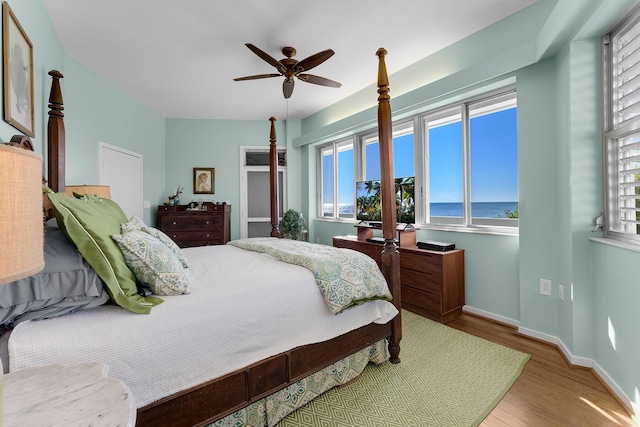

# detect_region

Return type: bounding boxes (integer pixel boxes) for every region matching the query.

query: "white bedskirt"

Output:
[9,244,397,408]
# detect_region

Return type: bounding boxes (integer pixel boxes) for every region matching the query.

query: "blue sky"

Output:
[326,107,518,206]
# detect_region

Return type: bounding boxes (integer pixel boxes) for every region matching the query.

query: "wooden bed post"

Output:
[377,48,402,364]
[47,70,65,193]
[269,116,281,237]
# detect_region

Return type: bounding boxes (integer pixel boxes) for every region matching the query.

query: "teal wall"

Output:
[164,118,297,239]
[297,0,640,414]
[4,1,167,226]
[62,55,167,225]
[11,0,640,416]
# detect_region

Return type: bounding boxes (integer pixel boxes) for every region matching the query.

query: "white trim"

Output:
[462,305,519,327]
[465,305,636,419]
[593,360,638,418]
[589,236,640,253]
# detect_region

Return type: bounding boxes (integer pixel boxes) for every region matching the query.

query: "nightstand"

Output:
[4,362,135,426]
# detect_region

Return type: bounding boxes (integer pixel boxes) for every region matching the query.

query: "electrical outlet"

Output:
[540,279,552,295]
[559,284,564,301]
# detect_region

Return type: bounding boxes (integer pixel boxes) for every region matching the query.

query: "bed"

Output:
[3,49,402,427]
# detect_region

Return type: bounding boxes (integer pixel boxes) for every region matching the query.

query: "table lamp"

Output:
[0,142,44,422]
[64,184,111,199]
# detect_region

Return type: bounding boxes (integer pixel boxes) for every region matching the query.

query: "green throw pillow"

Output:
[112,230,190,296]
[45,187,163,313]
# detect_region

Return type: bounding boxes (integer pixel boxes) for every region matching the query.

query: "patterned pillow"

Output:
[141,227,189,268]
[121,215,148,233]
[111,230,190,296]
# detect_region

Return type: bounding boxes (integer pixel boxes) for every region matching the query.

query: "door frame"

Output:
[239,145,287,239]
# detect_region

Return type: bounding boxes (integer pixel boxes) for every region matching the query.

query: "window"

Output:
[317,89,518,232]
[604,6,640,244]
[319,139,354,219]
[362,122,415,181]
[424,91,518,228]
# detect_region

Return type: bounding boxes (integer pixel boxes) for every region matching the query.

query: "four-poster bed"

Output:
[5,49,401,427]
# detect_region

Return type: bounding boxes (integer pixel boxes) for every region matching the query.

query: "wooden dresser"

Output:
[333,234,465,323]
[157,203,231,248]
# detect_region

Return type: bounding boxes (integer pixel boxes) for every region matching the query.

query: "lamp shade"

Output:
[0,144,44,285]
[65,185,111,199]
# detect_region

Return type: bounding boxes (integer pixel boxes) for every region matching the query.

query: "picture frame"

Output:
[2,2,35,137]
[193,167,214,194]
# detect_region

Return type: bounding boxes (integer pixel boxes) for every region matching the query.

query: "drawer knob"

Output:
[172,221,177,225]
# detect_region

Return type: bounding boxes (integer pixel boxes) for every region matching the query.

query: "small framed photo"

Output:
[194,167,214,194]
[2,2,35,137]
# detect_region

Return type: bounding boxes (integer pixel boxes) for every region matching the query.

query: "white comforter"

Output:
[9,244,397,408]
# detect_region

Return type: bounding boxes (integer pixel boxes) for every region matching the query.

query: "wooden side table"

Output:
[4,362,135,426]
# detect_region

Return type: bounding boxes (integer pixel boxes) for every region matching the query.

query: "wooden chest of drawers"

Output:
[157,203,231,248]
[333,235,465,323]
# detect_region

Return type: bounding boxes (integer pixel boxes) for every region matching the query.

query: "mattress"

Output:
[9,244,397,408]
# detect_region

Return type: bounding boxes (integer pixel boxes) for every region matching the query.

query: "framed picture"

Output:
[2,2,35,137]
[194,167,214,194]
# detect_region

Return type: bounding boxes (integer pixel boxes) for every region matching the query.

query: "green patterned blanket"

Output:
[227,238,392,314]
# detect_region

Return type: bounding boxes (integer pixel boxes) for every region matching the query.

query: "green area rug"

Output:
[278,310,530,427]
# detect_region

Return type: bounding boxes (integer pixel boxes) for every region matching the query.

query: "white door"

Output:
[239,146,286,238]
[99,142,143,219]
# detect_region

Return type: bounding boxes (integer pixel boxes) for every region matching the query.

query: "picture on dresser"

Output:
[194,167,214,194]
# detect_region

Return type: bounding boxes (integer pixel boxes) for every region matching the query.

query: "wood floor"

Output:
[446,312,637,427]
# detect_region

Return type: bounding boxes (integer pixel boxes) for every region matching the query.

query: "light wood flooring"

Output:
[446,312,637,427]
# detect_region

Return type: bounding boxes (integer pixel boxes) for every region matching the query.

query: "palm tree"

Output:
[395,177,415,223]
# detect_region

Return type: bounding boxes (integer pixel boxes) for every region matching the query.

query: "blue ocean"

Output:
[332,201,518,219]
[431,202,518,218]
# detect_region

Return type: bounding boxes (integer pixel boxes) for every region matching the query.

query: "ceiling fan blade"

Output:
[296,49,335,72]
[283,78,294,99]
[298,74,342,88]
[233,73,281,81]
[245,43,285,73]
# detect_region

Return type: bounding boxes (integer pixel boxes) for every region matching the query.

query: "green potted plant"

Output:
[281,208,306,240]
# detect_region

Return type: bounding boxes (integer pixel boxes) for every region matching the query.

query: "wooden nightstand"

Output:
[333,234,465,323]
[4,362,136,427]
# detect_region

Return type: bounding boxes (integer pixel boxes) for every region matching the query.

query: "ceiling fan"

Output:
[233,43,342,99]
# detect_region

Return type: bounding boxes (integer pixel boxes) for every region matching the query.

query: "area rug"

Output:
[277,310,530,427]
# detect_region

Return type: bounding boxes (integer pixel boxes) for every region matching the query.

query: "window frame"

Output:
[317,137,356,221]
[603,4,640,246]
[316,87,518,235]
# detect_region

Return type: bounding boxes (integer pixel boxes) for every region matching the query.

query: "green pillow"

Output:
[45,187,163,313]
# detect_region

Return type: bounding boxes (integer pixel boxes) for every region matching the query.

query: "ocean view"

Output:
[326,201,518,219]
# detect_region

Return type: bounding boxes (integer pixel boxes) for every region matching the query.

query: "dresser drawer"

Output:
[400,268,442,294]
[159,215,222,231]
[402,285,441,313]
[399,250,442,275]
[167,230,222,245]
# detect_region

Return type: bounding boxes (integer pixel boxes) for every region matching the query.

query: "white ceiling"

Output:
[43,0,536,121]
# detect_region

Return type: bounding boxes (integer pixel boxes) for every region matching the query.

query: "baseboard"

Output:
[462,305,520,328]
[464,305,637,421]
